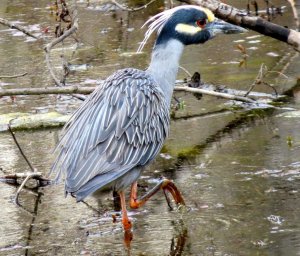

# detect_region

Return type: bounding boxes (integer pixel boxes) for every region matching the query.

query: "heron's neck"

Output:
[146,39,184,106]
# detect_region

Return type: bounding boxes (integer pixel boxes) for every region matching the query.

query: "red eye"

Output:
[196,19,207,28]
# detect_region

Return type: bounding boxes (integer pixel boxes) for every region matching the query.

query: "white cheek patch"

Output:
[175,23,202,35]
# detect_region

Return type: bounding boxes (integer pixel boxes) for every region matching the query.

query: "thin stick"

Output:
[0,18,39,39]
[81,200,102,215]
[0,172,51,185]
[44,10,79,55]
[14,173,37,205]
[244,63,266,97]
[175,86,256,103]
[244,63,287,97]
[0,72,28,79]
[44,9,83,101]
[179,65,192,78]
[44,13,79,87]
[7,123,35,172]
[44,7,78,84]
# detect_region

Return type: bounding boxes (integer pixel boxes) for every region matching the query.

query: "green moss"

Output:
[177,146,203,162]
[160,145,170,154]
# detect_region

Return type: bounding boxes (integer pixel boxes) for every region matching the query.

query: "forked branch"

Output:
[44,9,79,87]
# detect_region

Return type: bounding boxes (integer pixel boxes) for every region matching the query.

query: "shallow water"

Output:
[0,0,300,255]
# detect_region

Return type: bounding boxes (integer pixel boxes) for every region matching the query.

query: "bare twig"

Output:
[0,172,51,185]
[175,86,256,103]
[110,0,158,12]
[179,65,192,78]
[0,18,40,39]
[81,200,102,215]
[44,8,84,101]
[14,173,39,205]
[244,63,266,97]
[8,123,35,172]
[244,63,287,97]
[6,123,52,206]
[44,10,79,87]
[0,72,28,79]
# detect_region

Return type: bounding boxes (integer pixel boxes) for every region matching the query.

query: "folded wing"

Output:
[51,68,169,199]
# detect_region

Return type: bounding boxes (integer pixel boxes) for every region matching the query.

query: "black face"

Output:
[155,8,212,46]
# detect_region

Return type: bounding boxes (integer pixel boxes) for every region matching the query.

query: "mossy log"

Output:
[0,112,70,132]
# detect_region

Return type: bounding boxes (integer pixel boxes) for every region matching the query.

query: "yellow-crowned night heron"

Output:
[51,5,245,231]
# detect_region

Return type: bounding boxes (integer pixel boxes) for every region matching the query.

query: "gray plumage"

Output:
[52,68,169,201]
[51,6,245,203]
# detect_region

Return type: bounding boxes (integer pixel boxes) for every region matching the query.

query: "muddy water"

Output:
[0,0,300,255]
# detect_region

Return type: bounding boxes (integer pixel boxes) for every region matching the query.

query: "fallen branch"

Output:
[178,0,300,51]
[175,86,256,103]
[0,86,93,96]
[0,172,51,186]
[0,72,28,79]
[0,18,40,39]
[0,84,280,103]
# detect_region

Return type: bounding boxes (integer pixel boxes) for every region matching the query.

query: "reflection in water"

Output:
[0,134,19,172]
[1,0,300,255]
[169,220,188,256]
[24,192,44,256]
[1,112,300,254]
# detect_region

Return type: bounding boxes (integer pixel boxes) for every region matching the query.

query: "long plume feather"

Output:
[137,5,213,53]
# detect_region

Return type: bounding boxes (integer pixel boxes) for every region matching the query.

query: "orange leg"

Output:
[130,178,185,209]
[119,191,133,248]
[119,191,132,230]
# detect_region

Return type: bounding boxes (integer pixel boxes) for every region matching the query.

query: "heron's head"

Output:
[138,5,246,52]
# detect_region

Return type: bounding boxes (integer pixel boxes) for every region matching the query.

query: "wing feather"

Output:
[51,68,170,197]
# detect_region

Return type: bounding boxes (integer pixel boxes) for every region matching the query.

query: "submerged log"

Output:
[0,112,70,132]
[0,84,282,101]
[0,86,93,96]
[0,84,288,132]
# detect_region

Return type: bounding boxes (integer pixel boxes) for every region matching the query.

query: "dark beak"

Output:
[206,19,247,36]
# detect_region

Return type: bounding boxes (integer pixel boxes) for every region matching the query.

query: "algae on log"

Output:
[153,108,278,170]
[0,112,71,132]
